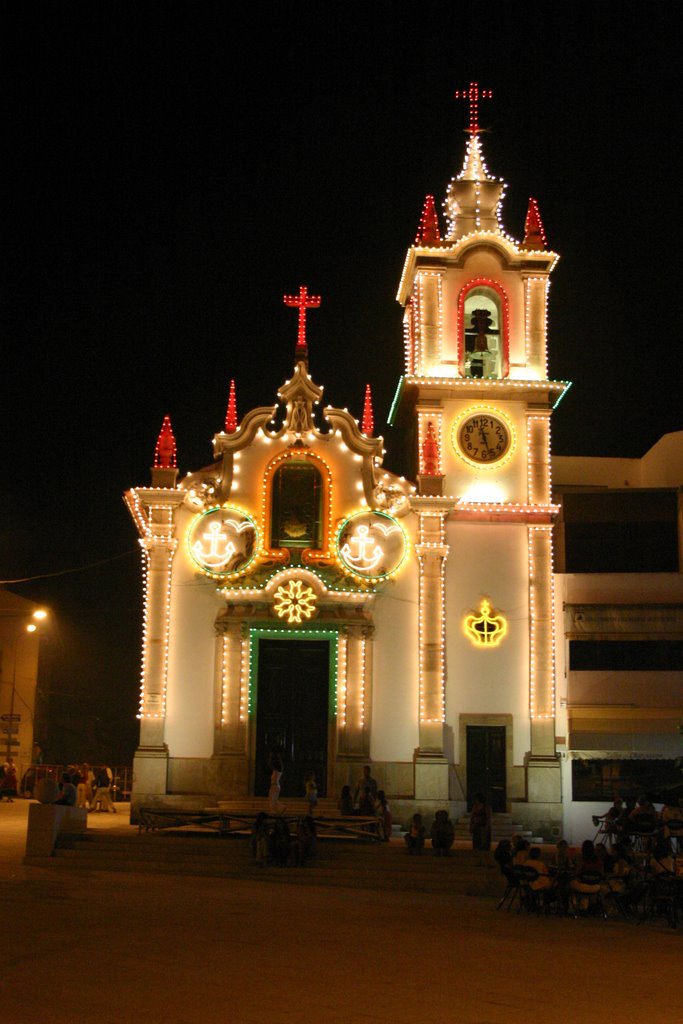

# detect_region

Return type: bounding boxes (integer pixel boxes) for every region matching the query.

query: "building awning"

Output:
[564,603,683,639]
[569,749,681,761]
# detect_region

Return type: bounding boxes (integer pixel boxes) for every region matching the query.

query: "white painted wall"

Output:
[370,530,419,762]
[164,508,222,758]
[445,521,530,764]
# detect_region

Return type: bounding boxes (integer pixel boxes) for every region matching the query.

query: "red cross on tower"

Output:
[454,81,493,135]
[283,285,321,351]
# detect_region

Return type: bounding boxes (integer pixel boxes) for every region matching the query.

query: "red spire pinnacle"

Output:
[361,384,374,436]
[225,379,237,433]
[523,197,547,249]
[154,415,177,469]
[421,421,440,475]
[283,285,322,352]
[415,195,441,245]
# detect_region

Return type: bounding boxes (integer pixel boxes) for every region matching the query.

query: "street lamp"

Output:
[0,608,48,764]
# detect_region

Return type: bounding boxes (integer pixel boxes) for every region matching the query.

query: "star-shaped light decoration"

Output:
[273,579,317,624]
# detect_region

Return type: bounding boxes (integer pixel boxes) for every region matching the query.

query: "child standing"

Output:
[304,772,318,815]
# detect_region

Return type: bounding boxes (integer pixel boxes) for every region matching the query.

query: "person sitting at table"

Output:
[525,847,555,895]
[594,842,614,874]
[661,798,683,850]
[629,795,658,827]
[650,837,675,875]
[570,839,604,913]
[512,838,530,865]
[607,842,633,889]
[599,795,625,829]
[550,839,574,871]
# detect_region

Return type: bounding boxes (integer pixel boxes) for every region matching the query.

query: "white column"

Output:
[138,537,176,749]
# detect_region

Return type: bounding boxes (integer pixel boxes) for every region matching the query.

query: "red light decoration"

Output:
[361,384,374,436]
[454,81,493,136]
[283,285,322,351]
[456,278,510,379]
[415,195,441,245]
[154,415,177,469]
[422,421,440,475]
[225,379,238,433]
[523,197,547,249]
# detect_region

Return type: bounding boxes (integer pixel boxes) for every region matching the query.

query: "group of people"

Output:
[57,764,118,812]
[496,818,682,917]
[1,758,119,811]
[595,793,683,847]
[337,765,393,841]
[35,764,117,811]
[250,812,317,867]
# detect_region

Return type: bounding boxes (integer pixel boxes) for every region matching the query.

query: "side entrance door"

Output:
[466,725,506,812]
[254,638,330,799]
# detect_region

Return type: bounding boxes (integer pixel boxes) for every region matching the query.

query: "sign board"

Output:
[1,727,19,735]
[1,713,21,722]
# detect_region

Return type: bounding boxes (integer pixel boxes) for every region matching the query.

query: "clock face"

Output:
[455,411,512,465]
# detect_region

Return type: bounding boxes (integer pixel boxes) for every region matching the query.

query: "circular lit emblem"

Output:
[452,406,515,468]
[336,510,407,580]
[273,579,317,624]
[187,506,258,578]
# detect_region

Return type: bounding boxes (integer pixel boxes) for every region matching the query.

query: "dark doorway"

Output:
[466,725,506,812]
[254,639,330,799]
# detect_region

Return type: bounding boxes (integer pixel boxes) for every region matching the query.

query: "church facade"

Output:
[125,87,682,838]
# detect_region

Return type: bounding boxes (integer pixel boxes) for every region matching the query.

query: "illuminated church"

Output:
[125,86,682,839]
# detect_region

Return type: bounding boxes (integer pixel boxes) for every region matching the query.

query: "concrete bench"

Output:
[25,803,88,857]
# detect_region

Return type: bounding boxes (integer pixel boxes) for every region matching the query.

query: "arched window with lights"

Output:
[270,461,323,556]
[458,281,509,379]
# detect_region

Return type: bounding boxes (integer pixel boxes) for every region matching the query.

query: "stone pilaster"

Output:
[415,513,448,756]
[527,524,556,746]
[526,411,551,505]
[523,275,549,378]
[213,621,249,755]
[337,625,372,758]
[416,270,444,373]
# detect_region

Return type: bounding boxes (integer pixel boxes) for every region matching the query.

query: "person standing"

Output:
[268,753,284,813]
[0,758,18,801]
[353,765,377,808]
[375,789,392,842]
[304,772,318,816]
[469,792,492,859]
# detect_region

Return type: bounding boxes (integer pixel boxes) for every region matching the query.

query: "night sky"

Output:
[3,3,680,763]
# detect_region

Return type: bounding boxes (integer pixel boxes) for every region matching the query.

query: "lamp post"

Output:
[0,609,48,765]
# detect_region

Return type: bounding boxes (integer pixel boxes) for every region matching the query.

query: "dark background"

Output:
[2,3,680,763]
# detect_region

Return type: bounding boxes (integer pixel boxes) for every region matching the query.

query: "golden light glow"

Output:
[451,405,516,469]
[464,599,508,647]
[273,579,317,624]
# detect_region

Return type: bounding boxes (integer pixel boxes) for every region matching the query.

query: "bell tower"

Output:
[392,84,569,832]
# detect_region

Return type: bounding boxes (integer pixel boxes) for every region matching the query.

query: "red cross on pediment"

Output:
[283,285,321,351]
[455,81,493,135]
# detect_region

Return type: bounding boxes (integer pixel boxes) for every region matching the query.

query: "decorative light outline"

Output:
[451,404,517,470]
[248,626,339,719]
[336,509,409,581]
[186,505,259,580]
[273,578,318,624]
[457,278,510,379]
[464,599,508,647]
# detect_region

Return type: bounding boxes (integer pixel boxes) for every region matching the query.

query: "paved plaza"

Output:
[2,799,681,1023]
